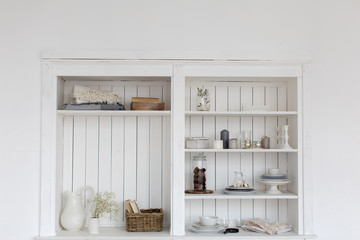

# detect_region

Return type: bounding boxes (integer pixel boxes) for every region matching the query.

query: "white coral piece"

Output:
[72,85,121,104]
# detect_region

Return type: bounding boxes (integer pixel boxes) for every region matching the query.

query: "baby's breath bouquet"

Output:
[87,191,121,218]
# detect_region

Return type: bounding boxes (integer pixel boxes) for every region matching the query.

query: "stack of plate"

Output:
[189,222,225,233]
[260,173,288,182]
[223,186,255,195]
[258,173,291,194]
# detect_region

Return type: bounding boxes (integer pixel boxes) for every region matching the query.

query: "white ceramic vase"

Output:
[60,192,86,231]
[196,88,210,111]
[88,218,99,234]
[60,186,93,231]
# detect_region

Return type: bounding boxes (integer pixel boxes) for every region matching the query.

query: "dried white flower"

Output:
[87,191,121,218]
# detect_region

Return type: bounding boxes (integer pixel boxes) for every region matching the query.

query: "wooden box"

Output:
[131,102,165,110]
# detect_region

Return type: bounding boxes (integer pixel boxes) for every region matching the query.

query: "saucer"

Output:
[223,190,255,195]
[226,186,254,190]
[263,173,286,177]
[192,222,221,229]
[189,225,225,233]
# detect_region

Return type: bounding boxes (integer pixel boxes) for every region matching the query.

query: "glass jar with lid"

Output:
[192,154,207,191]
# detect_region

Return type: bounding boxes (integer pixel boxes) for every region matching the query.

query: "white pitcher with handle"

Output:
[60,186,93,231]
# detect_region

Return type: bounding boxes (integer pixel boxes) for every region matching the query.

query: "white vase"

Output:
[60,192,86,231]
[280,125,292,149]
[196,91,210,111]
[88,218,99,234]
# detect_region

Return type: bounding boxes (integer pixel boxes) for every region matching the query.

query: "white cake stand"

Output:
[258,180,291,194]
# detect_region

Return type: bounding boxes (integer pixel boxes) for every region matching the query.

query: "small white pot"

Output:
[88,218,99,234]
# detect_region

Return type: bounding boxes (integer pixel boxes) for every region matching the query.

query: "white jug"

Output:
[60,186,93,231]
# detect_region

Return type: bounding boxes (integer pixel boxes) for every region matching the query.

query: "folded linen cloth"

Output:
[72,85,121,104]
[241,218,292,235]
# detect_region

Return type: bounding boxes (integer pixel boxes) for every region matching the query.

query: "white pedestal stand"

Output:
[258,180,291,194]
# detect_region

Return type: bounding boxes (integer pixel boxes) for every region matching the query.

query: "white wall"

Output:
[0,0,359,239]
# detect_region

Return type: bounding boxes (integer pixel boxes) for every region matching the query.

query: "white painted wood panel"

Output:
[62,115,171,226]
[184,80,297,226]
[202,116,216,219]
[162,117,171,226]
[85,116,99,192]
[41,57,308,239]
[111,116,124,222]
[149,117,163,208]
[72,116,86,194]
[61,80,171,111]
[57,78,172,227]
[137,116,150,209]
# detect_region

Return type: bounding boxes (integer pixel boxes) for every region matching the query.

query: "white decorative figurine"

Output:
[276,125,292,149]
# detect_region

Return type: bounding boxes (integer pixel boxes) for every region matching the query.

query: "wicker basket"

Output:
[126,208,164,232]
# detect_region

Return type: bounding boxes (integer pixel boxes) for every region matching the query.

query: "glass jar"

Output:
[192,154,207,191]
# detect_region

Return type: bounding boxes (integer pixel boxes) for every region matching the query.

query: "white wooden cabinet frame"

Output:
[39,50,315,240]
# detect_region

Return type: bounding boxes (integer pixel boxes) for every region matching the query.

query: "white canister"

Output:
[88,217,99,234]
[213,140,223,149]
[185,137,209,149]
[229,138,238,149]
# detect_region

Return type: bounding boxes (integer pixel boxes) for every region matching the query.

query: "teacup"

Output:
[199,216,219,226]
[268,168,280,175]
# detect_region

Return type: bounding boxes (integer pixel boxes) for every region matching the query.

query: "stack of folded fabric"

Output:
[63,85,125,110]
[240,218,292,235]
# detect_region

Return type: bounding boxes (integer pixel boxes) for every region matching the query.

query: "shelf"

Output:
[57,110,171,117]
[35,227,171,240]
[185,149,298,153]
[35,227,316,240]
[185,190,297,200]
[185,111,297,117]
[184,229,316,239]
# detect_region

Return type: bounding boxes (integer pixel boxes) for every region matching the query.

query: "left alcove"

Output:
[54,75,172,232]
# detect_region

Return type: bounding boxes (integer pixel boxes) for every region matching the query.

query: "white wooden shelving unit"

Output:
[39,50,315,240]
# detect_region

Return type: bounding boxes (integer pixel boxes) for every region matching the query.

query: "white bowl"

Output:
[268,168,280,175]
[199,216,219,226]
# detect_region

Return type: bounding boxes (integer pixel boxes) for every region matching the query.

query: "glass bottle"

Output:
[192,154,207,191]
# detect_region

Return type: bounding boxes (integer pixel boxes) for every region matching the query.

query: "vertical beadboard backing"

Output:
[62,115,171,227]
[61,79,171,110]
[60,79,171,227]
[185,79,297,225]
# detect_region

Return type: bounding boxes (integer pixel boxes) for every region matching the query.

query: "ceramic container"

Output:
[268,168,280,175]
[229,138,238,149]
[213,140,223,149]
[200,216,219,226]
[185,137,209,149]
[60,186,93,231]
[196,87,210,111]
[261,136,270,149]
[60,192,86,231]
[88,218,99,234]
[193,155,207,191]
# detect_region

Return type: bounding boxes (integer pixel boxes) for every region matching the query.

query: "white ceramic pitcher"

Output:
[60,186,93,231]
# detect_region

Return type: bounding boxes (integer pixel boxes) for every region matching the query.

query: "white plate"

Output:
[189,225,225,233]
[225,188,254,192]
[259,179,289,182]
[226,186,253,190]
[192,222,221,229]
[262,174,287,177]
[223,190,255,195]
[258,180,291,185]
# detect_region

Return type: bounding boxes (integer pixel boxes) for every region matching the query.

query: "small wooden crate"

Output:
[126,208,164,232]
[131,102,165,110]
